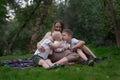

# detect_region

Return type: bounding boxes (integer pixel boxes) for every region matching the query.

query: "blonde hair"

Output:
[52,31,62,40]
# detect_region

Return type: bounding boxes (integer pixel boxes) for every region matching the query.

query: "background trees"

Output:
[0,0,119,56]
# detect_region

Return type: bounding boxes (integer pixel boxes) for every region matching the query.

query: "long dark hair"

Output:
[51,20,64,33]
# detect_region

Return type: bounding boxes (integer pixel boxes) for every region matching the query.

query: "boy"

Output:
[62,29,94,64]
[53,29,95,66]
[32,31,64,69]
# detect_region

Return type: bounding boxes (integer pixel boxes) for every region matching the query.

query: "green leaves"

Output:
[0,0,7,24]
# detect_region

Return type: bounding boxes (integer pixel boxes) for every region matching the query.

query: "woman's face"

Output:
[54,22,62,32]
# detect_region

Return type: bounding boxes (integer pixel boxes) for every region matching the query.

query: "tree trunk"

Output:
[6,0,42,55]
[107,0,120,47]
[7,28,23,54]
[29,0,52,54]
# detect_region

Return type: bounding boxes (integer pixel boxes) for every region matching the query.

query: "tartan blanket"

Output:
[0,58,34,69]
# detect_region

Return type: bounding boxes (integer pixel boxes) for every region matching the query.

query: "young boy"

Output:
[54,29,95,66]
[32,31,64,69]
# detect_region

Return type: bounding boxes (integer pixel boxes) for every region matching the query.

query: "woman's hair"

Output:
[51,20,64,33]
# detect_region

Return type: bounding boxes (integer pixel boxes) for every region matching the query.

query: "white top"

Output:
[34,39,52,59]
[64,38,79,54]
[53,41,70,53]
[70,38,79,47]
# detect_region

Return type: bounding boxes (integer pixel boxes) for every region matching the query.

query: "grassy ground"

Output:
[0,45,120,80]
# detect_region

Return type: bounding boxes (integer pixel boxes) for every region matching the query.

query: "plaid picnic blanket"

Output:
[0,58,34,69]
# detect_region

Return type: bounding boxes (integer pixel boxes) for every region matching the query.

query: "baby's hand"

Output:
[62,46,68,51]
[62,47,66,51]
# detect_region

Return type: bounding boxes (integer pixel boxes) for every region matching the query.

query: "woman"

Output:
[37,20,65,62]
[37,20,64,47]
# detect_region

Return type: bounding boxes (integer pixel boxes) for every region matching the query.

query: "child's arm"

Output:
[49,41,63,48]
[72,40,85,49]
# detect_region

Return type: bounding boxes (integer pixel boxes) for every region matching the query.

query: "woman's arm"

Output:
[37,32,51,52]
[49,41,63,48]
[37,32,51,47]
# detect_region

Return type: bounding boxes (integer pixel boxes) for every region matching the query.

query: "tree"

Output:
[29,0,52,54]
[57,0,104,42]
[107,0,120,47]
[0,0,7,56]
[6,0,43,55]
[0,0,7,24]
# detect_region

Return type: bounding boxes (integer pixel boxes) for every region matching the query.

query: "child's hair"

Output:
[52,31,62,40]
[62,29,73,37]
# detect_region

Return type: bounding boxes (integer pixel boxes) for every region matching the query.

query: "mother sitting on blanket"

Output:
[37,20,100,63]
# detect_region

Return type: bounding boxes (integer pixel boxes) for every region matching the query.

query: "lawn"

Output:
[0,45,120,80]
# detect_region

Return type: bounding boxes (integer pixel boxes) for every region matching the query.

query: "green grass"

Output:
[0,45,120,80]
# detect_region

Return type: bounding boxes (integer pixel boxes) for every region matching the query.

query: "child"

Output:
[52,31,70,53]
[54,29,95,66]
[32,31,63,69]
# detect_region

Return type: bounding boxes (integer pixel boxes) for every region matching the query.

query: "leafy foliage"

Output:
[56,0,117,45]
[0,0,120,55]
[0,0,7,24]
